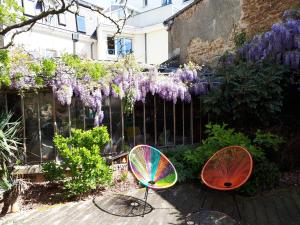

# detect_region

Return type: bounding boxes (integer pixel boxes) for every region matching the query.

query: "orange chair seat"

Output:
[201,146,253,191]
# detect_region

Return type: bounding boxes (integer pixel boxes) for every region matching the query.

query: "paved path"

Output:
[1,183,300,225]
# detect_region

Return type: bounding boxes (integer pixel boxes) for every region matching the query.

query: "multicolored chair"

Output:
[129,144,177,216]
[201,146,253,190]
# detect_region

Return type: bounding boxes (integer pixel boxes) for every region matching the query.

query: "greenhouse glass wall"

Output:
[0,90,204,164]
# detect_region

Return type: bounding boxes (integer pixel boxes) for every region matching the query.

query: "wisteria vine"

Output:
[0,50,208,126]
[238,8,300,69]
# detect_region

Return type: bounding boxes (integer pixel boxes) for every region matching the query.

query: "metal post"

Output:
[5,93,8,114]
[133,105,136,146]
[164,100,167,146]
[154,96,157,146]
[68,105,71,136]
[37,93,42,163]
[109,97,113,149]
[142,187,149,217]
[182,102,185,145]
[121,100,125,152]
[52,91,58,161]
[191,99,194,145]
[21,96,27,164]
[173,103,176,145]
[143,102,146,144]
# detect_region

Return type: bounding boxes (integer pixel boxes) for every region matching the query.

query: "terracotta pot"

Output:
[11,200,20,213]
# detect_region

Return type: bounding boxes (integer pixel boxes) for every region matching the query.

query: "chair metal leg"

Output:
[142,187,149,217]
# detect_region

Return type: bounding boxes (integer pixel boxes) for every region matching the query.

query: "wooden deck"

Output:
[1,183,300,225]
[157,183,300,225]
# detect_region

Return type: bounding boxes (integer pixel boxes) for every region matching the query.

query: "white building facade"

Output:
[3,0,194,65]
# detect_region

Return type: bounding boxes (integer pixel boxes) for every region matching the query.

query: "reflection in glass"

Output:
[193,97,201,143]
[24,93,40,163]
[7,93,22,121]
[85,108,95,130]
[0,94,6,115]
[134,101,144,145]
[111,98,122,154]
[39,92,55,161]
[165,100,174,145]
[175,100,183,145]
[71,98,84,129]
[145,94,155,146]
[156,97,165,146]
[184,102,191,144]
[56,101,70,137]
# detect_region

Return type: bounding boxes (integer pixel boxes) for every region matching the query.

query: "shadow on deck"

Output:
[156,182,300,225]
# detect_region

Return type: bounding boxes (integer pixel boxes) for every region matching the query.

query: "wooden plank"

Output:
[252,197,271,225]
[236,196,249,225]
[281,195,300,225]
[239,198,257,225]
[272,195,294,225]
[262,195,282,225]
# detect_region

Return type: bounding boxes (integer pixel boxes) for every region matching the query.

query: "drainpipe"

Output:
[91,42,94,59]
[144,33,147,64]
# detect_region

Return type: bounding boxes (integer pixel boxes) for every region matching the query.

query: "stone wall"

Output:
[167,0,299,65]
[240,0,299,37]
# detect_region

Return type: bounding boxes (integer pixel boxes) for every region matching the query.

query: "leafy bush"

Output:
[167,124,283,195]
[42,161,64,182]
[165,146,198,183]
[43,126,112,197]
[203,61,290,127]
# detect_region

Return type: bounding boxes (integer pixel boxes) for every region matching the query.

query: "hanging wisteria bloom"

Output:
[3,49,209,126]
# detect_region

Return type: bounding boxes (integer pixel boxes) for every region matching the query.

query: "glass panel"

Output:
[156,97,165,146]
[55,101,70,136]
[124,111,134,151]
[24,93,40,163]
[85,108,95,130]
[76,15,86,33]
[124,38,132,54]
[165,100,174,146]
[116,38,123,56]
[0,94,6,115]
[134,101,144,145]
[184,102,191,144]
[175,100,183,145]
[193,97,201,143]
[39,92,55,161]
[71,98,84,130]
[145,94,155,146]
[111,98,122,155]
[7,93,22,121]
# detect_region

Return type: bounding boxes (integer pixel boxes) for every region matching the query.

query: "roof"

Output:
[163,0,202,25]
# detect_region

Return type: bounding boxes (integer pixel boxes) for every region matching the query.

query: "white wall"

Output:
[146,29,168,65]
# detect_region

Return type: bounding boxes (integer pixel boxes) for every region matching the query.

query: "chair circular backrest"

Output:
[201,146,253,191]
[129,145,177,189]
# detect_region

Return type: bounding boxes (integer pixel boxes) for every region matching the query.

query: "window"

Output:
[144,0,148,6]
[23,0,36,16]
[107,37,115,55]
[107,37,133,56]
[58,13,66,26]
[162,0,172,6]
[76,15,86,33]
[35,1,43,14]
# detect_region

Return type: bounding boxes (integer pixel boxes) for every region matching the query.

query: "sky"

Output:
[85,0,112,8]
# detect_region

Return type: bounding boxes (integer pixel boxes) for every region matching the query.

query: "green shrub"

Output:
[239,158,280,195]
[42,161,64,182]
[203,61,290,128]
[165,146,198,183]
[167,124,282,195]
[43,126,112,197]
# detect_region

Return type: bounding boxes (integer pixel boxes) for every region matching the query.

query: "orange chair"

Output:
[201,146,253,191]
